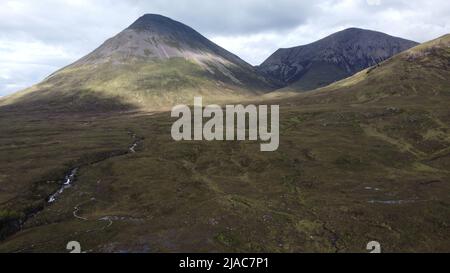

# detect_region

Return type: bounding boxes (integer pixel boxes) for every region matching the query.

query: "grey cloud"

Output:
[136,0,317,35]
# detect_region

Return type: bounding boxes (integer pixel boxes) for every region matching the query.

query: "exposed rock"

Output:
[258,28,418,91]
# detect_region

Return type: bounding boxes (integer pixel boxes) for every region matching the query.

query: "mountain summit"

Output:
[258,28,418,91]
[3,14,273,111]
[77,14,253,67]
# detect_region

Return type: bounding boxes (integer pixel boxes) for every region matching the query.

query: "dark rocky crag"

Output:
[258,28,418,91]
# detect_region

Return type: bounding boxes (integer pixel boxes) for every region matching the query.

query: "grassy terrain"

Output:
[1,58,270,112]
[0,35,449,253]
[0,99,449,252]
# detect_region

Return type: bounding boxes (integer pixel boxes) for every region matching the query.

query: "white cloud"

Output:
[0,38,75,96]
[0,0,449,96]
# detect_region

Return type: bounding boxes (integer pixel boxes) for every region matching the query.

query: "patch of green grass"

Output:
[215,232,239,248]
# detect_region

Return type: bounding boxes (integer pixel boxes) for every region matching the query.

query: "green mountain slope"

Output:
[298,34,450,104]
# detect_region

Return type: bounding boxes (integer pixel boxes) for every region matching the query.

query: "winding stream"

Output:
[0,131,142,243]
[47,133,141,204]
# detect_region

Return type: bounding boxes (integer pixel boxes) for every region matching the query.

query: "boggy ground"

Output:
[0,94,449,253]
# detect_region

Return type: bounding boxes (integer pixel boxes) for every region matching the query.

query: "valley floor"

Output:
[0,98,449,252]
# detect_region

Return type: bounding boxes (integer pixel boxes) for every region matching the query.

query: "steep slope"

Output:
[259,28,418,91]
[299,34,450,104]
[2,14,273,111]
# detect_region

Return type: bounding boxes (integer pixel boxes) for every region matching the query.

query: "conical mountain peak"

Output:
[127,14,189,33]
[74,14,251,67]
[4,15,273,111]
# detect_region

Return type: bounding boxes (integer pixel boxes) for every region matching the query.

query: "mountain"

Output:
[302,33,450,104]
[258,28,418,91]
[2,14,273,111]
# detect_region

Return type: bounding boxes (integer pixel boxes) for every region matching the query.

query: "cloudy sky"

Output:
[0,0,449,96]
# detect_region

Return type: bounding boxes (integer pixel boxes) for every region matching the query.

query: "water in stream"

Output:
[48,168,78,203]
[129,143,138,153]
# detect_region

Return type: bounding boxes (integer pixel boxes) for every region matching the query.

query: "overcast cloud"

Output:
[0,0,449,96]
